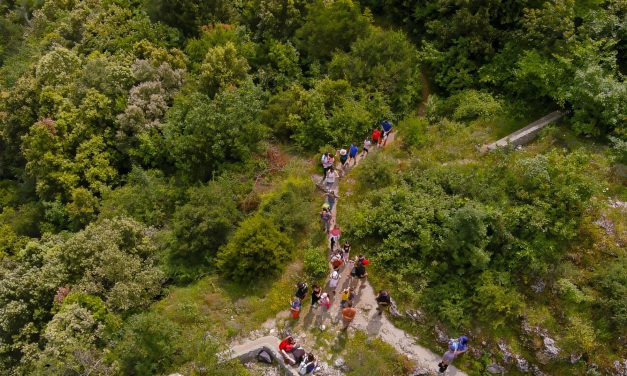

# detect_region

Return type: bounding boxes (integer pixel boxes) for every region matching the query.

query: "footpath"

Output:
[223,132,467,376]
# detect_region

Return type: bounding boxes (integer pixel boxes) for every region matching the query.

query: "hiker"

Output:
[328,270,340,295]
[295,282,308,301]
[329,225,341,251]
[362,138,371,158]
[348,143,359,166]
[350,255,368,281]
[279,336,297,365]
[320,152,331,179]
[324,166,339,190]
[381,120,393,146]
[342,242,351,263]
[311,284,322,308]
[338,148,349,169]
[438,336,469,373]
[375,290,391,315]
[319,292,331,311]
[290,296,301,319]
[330,251,343,271]
[340,287,350,308]
[372,128,381,146]
[342,301,357,330]
[325,190,338,212]
[299,353,318,375]
[348,286,356,303]
[320,208,332,233]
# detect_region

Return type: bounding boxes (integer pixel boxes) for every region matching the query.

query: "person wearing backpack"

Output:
[290,296,301,319]
[342,242,351,263]
[438,336,468,373]
[328,270,340,295]
[311,284,322,309]
[320,208,332,234]
[381,120,393,146]
[340,287,350,308]
[348,143,359,166]
[325,190,338,212]
[299,353,317,375]
[375,290,391,315]
[330,251,343,271]
[324,166,339,190]
[295,282,308,301]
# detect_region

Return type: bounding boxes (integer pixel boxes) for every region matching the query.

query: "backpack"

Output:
[257,349,273,364]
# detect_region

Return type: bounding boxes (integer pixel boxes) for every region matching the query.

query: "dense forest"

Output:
[0,0,625,375]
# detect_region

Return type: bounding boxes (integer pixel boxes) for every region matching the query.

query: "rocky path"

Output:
[226,132,467,375]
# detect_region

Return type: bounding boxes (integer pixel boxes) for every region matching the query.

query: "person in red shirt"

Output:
[279,336,297,364]
[372,128,381,146]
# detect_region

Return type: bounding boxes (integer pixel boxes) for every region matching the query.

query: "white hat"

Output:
[339,149,347,156]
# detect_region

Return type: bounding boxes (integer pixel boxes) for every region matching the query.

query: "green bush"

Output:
[398,116,429,150]
[217,216,292,283]
[258,177,315,237]
[169,180,242,265]
[113,312,182,375]
[354,151,395,191]
[304,248,328,279]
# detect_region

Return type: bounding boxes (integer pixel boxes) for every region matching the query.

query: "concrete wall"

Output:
[483,111,563,152]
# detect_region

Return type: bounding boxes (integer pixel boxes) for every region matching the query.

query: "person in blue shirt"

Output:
[438,336,468,373]
[348,143,359,166]
[381,120,393,146]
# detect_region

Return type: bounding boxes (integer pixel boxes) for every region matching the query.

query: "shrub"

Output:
[113,312,182,375]
[170,181,241,265]
[303,248,328,280]
[398,116,429,150]
[354,152,395,191]
[258,177,315,236]
[217,216,292,283]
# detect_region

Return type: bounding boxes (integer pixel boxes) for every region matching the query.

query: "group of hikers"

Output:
[281,120,468,374]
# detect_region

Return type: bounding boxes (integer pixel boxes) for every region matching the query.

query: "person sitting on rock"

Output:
[438,335,468,372]
[279,336,297,365]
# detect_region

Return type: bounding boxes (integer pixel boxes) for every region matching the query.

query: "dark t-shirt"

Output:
[296,286,307,299]
[376,293,391,305]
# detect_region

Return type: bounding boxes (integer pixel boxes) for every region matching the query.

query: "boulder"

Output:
[542,336,560,358]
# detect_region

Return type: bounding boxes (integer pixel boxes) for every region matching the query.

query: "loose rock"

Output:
[486,364,505,374]
[542,336,560,358]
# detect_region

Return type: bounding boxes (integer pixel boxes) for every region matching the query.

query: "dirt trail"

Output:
[228,132,466,375]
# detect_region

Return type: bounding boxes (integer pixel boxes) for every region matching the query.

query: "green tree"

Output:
[217,216,292,283]
[329,28,420,114]
[295,0,371,61]
[164,83,265,181]
[170,181,242,265]
[144,0,235,36]
[199,42,250,97]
